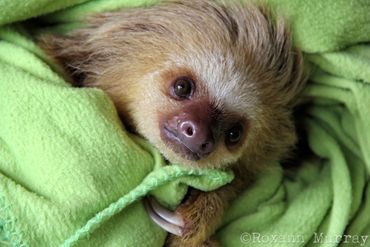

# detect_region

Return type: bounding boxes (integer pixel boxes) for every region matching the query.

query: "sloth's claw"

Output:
[144,197,185,236]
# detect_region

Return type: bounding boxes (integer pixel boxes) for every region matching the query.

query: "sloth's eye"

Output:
[172,77,194,99]
[225,123,243,146]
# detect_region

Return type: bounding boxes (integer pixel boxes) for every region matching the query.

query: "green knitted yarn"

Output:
[0,196,27,247]
[62,166,234,247]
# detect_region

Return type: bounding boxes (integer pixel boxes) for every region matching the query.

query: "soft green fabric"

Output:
[0,17,233,247]
[1,1,370,247]
[217,1,370,247]
[266,0,370,53]
[0,0,88,26]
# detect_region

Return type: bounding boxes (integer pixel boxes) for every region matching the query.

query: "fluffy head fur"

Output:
[40,0,305,169]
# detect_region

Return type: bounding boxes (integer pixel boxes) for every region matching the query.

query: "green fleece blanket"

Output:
[0,2,234,247]
[1,0,370,247]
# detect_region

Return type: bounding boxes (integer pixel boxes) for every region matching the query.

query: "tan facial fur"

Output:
[40,0,305,170]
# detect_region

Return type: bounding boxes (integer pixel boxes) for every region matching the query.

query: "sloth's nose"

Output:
[178,119,215,157]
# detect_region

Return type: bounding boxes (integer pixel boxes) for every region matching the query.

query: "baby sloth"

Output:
[40,0,305,246]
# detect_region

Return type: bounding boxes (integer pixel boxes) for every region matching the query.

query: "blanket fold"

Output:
[1,0,370,247]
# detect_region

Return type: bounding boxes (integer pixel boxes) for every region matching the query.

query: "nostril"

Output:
[199,141,214,154]
[180,121,195,137]
[201,143,208,150]
[178,120,215,156]
[186,127,194,136]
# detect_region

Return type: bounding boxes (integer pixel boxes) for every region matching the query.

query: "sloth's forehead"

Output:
[191,52,259,119]
[167,49,260,119]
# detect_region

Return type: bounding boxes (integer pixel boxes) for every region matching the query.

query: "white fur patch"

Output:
[170,49,260,120]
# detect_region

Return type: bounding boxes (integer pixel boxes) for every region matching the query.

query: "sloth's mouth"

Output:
[161,126,201,161]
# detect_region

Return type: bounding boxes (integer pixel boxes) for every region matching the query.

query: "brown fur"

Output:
[39,0,306,246]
